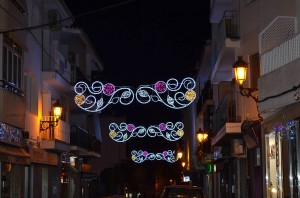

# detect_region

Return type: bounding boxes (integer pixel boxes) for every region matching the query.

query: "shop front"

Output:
[0,144,31,198]
[264,120,299,198]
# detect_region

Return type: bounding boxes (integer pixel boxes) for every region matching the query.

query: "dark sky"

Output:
[65,0,211,153]
[64,0,211,84]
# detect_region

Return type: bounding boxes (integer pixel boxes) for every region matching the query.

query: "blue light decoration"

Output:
[109,122,184,142]
[131,150,177,163]
[74,81,134,112]
[74,77,196,112]
[136,77,196,109]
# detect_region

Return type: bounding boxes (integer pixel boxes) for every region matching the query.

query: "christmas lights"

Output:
[74,81,134,112]
[74,77,196,112]
[131,150,177,163]
[109,122,184,142]
[136,77,196,109]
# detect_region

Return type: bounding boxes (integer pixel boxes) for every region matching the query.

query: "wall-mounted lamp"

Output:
[40,100,62,131]
[176,150,183,160]
[196,128,208,143]
[181,161,186,168]
[233,56,258,102]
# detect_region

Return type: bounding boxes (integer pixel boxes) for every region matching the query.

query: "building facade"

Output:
[195,0,300,197]
[0,0,103,197]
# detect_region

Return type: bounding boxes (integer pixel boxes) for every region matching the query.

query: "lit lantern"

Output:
[233,56,248,86]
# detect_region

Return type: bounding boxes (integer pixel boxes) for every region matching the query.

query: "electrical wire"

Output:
[0,0,137,34]
[258,83,300,103]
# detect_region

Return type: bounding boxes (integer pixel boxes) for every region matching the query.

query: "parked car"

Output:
[160,185,204,198]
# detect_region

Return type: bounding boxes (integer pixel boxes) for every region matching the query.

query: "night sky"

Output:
[65,0,211,152]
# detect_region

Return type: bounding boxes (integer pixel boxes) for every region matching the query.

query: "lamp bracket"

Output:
[239,85,258,102]
[40,120,59,131]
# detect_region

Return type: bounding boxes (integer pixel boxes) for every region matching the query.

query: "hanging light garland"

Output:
[74,81,134,112]
[131,150,177,163]
[74,77,196,112]
[136,77,196,109]
[109,122,184,142]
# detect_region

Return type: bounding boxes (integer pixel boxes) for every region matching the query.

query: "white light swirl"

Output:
[74,81,134,112]
[108,122,184,142]
[135,77,196,109]
[131,150,177,163]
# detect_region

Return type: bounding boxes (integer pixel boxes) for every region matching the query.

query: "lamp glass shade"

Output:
[233,56,248,85]
[181,162,186,168]
[53,101,62,118]
[196,128,208,143]
[177,151,183,160]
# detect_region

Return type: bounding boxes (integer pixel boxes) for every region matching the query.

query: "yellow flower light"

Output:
[177,129,184,136]
[109,131,117,138]
[74,94,85,105]
[185,90,196,101]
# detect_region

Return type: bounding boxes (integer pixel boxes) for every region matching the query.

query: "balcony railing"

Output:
[212,91,241,135]
[71,66,89,86]
[43,50,72,83]
[261,32,300,76]
[212,11,240,67]
[40,116,70,144]
[70,124,101,153]
[197,80,213,113]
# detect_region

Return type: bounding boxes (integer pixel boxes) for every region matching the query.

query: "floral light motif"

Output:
[109,122,184,142]
[74,81,134,112]
[131,150,177,163]
[74,77,196,112]
[136,77,196,109]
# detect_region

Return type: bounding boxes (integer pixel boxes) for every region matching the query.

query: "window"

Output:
[2,36,23,90]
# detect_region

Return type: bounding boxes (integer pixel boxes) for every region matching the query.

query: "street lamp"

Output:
[196,128,208,143]
[233,56,258,102]
[40,100,63,131]
[177,150,183,160]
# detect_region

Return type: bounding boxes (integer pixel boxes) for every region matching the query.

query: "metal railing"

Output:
[212,11,240,67]
[70,124,101,153]
[212,91,241,135]
[197,80,213,113]
[40,116,70,143]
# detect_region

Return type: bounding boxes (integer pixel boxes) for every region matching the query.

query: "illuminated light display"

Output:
[74,77,196,112]
[109,122,184,142]
[136,77,196,109]
[131,150,177,163]
[74,81,134,112]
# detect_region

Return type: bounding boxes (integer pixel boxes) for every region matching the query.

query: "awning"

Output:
[0,145,30,165]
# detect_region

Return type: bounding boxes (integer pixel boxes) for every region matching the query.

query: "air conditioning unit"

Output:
[231,139,244,155]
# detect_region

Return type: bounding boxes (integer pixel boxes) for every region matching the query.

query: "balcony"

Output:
[70,66,89,86]
[259,28,300,117]
[0,80,25,129]
[70,125,101,158]
[42,50,72,92]
[211,91,242,146]
[197,80,214,114]
[39,116,70,152]
[211,11,240,84]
